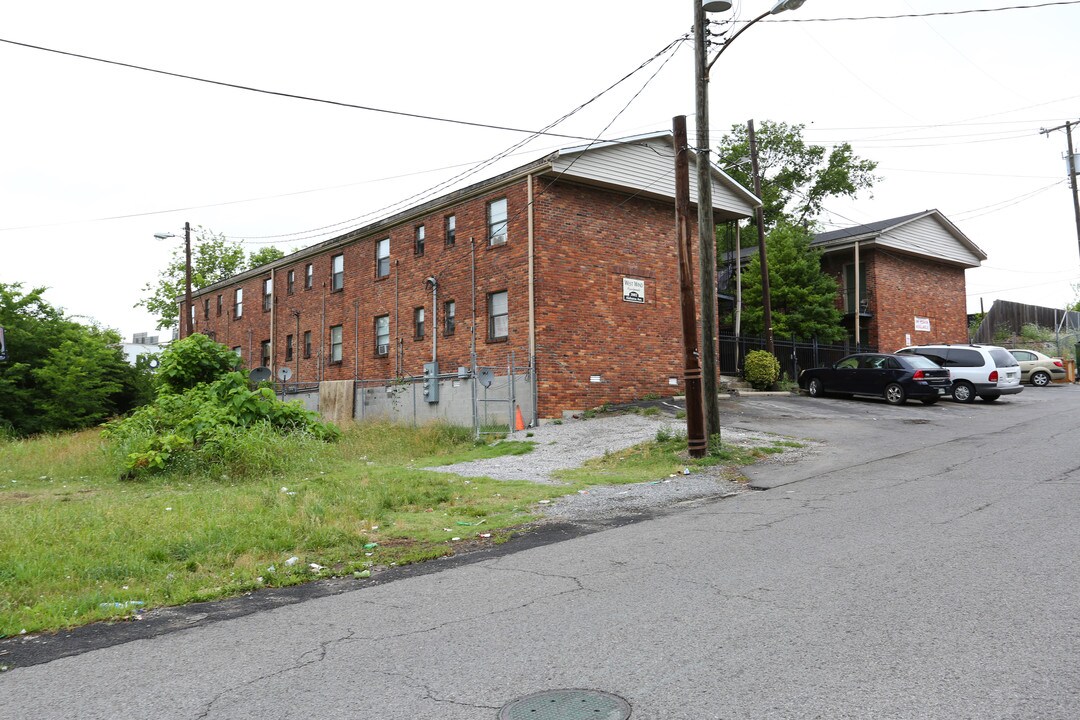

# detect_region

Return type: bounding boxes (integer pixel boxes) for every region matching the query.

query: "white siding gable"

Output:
[877,215,984,267]
[548,138,757,220]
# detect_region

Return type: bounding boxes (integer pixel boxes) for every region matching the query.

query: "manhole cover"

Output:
[498,689,631,720]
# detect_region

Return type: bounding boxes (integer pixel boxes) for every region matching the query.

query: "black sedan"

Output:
[798,353,951,405]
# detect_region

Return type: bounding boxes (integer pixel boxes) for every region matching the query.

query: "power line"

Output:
[0,36,601,142]
[712,1,1080,25]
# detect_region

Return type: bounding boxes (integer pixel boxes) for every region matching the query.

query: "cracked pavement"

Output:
[4,386,1080,719]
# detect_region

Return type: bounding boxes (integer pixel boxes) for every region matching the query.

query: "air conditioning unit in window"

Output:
[490,234,507,245]
[377,344,389,356]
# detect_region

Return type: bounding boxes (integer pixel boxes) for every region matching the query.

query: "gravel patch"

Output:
[426,412,822,523]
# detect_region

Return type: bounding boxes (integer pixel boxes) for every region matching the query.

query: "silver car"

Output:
[895,344,1023,403]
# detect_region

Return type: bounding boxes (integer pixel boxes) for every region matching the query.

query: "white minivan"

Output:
[895,344,1023,403]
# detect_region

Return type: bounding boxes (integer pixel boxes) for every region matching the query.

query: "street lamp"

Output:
[154,221,193,338]
[694,0,806,438]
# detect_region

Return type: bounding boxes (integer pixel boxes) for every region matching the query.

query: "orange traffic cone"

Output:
[514,406,526,431]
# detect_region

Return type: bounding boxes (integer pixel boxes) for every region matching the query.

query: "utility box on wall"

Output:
[422,361,439,403]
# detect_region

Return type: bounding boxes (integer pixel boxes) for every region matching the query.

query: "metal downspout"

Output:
[527,173,537,424]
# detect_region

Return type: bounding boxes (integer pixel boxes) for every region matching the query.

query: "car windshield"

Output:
[989,348,1019,367]
[901,355,941,369]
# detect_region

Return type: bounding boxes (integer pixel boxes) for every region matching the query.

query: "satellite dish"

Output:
[277,366,292,381]
[477,367,495,388]
[249,367,273,383]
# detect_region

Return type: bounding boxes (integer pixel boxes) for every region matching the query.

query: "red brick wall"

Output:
[532,182,693,416]
[188,185,533,387]
[822,248,970,352]
[872,250,969,351]
[185,177,702,418]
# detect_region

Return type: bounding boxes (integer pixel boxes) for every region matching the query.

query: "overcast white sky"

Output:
[3,0,1079,340]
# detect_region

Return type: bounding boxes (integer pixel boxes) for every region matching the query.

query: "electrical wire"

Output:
[233,34,689,246]
[709,1,1080,25]
[0,36,600,142]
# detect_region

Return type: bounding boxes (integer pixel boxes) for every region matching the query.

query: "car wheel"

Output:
[807,377,824,398]
[920,397,939,405]
[952,381,976,403]
[982,394,1000,402]
[884,383,906,405]
[1031,370,1051,387]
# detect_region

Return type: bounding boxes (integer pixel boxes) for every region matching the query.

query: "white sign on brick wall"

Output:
[623,277,645,304]
[914,316,931,332]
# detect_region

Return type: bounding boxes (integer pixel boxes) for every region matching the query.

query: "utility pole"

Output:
[1040,120,1080,259]
[693,0,721,442]
[674,115,707,458]
[184,221,193,338]
[747,119,775,356]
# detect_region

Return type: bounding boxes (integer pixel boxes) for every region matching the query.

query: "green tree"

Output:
[0,283,153,436]
[717,120,878,234]
[740,223,845,342]
[136,227,284,331]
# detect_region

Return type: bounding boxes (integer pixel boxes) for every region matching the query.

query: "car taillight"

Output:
[1054,360,1064,368]
[912,370,925,379]
[989,370,999,382]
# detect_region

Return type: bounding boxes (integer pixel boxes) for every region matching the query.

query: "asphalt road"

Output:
[4,385,1079,719]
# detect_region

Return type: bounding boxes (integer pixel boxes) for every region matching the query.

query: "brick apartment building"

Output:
[812,210,987,352]
[184,132,759,419]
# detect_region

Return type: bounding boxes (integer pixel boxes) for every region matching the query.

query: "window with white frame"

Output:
[445,214,456,246]
[331,254,344,292]
[376,238,390,278]
[234,288,243,318]
[329,325,343,363]
[414,307,425,339]
[444,300,455,336]
[285,334,294,362]
[260,340,271,368]
[375,315,390,356]
[488,290,508,340]
[263,277,273,311]
[487,198,507,245]
[305,263,313,290]
[287,270,295,295]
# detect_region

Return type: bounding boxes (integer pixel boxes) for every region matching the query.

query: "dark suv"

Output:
[895,344,1023,403]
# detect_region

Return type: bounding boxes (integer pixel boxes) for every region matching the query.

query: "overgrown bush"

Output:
[744,350,781,390]
[104,336,339,479]
[157,333,241,394]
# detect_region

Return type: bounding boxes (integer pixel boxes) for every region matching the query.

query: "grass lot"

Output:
[0,420,790,638]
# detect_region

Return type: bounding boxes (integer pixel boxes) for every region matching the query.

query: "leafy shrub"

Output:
[744,350,780,390]
[157,333,241,395]
[103,372,339,479]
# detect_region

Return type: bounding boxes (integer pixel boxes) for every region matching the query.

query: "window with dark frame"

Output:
[414,225,425,256]
[376,238,390,278]
[204,298,210,320]
[487,198,508,245]
[285,334,294,362]
[263,277,273,311]
[445,214,456,246]
[303,330,312,359]
[444,300,455,336]
[287,270,295,295]
[414,307,425,340]
[488,290,508,340]
[234,288,244,319]
[331,254,344,292]
[217,294,222,316]
[260,340,271,368]
[375,315,390,356]
[233,346,242,356]
[305,263,313,290]
[329,325,343,363]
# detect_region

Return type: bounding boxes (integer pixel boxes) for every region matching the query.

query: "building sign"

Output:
[622,278,645,304]
[914,316,931,332]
